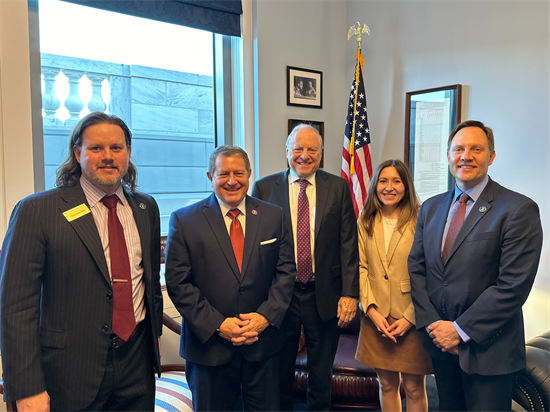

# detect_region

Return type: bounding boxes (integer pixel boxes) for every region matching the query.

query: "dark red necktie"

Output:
[442,193,469,263]
[227,209,244,272]
[101,195,135,341]
[296,180,313,283]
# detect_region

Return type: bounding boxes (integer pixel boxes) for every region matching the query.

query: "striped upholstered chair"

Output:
[155,313,193,412]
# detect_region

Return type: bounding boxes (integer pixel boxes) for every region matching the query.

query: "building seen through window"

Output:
[39,0,220,236]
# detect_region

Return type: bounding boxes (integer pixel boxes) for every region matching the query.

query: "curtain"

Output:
[63,0,242,36]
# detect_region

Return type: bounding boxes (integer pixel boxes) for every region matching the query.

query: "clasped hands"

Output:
[428,320,460,355]
[366,305,413,343]
[219,313,269,346]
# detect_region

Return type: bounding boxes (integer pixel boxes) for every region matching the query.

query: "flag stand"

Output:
[341,22,373,218]
[347,22,370,175]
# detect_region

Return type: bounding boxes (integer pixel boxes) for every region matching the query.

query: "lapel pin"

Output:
[140,203,146,209]
[251,209,258,215]
[479,206,487,213]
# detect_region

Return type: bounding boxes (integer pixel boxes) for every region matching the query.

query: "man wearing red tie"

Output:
[0,113,162,411]
[409,120,543,411]
[165,146,296,411]
[251,125,359,411]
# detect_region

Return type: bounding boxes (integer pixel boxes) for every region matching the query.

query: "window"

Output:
[39,0,242,235]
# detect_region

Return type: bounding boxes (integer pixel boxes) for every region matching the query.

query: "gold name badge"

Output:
[63,204,91,222]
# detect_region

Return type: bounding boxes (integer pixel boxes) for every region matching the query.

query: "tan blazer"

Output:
[358,212,416,324]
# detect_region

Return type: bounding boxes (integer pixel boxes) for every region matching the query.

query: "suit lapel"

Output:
[445,181,494,263]
[126,191,151,283]
[435,190,454,272]
[314,170,329,243]
[241,196,259,278]
[202,194,241,280]
[386,221,405,268]
[373,216,389,274]
[60,183,110,285]
[274,171,293,243]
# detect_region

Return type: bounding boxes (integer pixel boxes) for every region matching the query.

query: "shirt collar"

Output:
[288,168,316,187]
[80,175,127,208]
[453,175,489,203]
[216,195,246,217]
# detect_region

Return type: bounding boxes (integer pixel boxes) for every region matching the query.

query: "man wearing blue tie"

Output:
[408,120,543,411]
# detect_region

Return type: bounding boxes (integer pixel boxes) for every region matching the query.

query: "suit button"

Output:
[441,308,446,313]
[443,281,449,286]
[384,275,389,280]
[101,324,109,333]
[106,293,112,300]
[239,288,244,294]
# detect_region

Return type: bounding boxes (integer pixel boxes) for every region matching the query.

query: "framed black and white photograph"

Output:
[287,66,323,108]
[287,119,324,168]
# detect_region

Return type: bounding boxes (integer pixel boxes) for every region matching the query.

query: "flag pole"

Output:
[347,22,370,175]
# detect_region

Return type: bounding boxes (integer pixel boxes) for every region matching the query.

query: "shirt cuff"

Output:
[453,321,471,342]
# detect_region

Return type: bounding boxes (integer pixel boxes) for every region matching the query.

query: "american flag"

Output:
[341,57,373,218]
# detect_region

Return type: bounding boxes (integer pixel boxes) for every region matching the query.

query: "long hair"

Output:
[55,112,138,192]
[360,159,420,236]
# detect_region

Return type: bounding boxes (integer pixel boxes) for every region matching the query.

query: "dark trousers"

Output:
[432,354,513,411]
[279,287,340,412]
[186,351,280,411]
[79,321,156,412]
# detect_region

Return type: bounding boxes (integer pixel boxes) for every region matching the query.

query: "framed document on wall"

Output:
[405,84,462,202]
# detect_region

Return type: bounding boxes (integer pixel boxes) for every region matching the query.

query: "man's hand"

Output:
[16,391,50,412]
[366,305,396,343]
[239,312,269,342]
[337,296,357,327]
[158,338,162,358]
[219,316,256,346]
[428,320,461,353]
[387,318,413,338]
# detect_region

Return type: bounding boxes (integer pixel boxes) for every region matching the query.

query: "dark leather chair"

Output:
[513,331,550,412]
[294,305,381,409]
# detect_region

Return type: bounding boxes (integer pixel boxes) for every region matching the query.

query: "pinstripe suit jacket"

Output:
[0,181,163,410]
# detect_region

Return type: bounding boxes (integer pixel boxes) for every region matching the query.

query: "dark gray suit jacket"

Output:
[251,169,359,320]
[165,194,296,366]
[408,177,543,375]
[0,182,163,410]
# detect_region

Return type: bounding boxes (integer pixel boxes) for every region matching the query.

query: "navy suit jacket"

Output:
[165,194,296,366]
[0,182,162,410]
[251,169,359,320]
[408,177,543,375]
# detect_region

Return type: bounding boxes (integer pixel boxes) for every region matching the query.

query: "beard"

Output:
[83,162,129,191]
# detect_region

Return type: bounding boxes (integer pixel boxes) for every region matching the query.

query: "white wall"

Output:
[344,0,549,339]
[0,0,37,239]
[254,0,349,177]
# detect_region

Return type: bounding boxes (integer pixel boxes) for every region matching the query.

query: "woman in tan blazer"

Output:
[355,159,432,412]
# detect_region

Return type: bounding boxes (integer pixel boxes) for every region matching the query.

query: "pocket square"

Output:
[260,238,277,245]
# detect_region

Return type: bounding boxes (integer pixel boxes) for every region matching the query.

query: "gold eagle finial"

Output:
[348,22,371,44]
